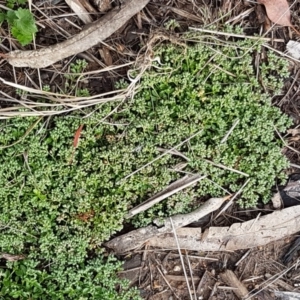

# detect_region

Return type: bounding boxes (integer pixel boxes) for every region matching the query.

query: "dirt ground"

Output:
[1,0,300,299]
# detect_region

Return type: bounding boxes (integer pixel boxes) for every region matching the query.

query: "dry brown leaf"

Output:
[99,47,113,66]
[258,0,292,27]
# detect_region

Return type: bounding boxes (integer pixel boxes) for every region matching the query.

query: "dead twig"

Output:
[5,0,150,68]
[126,174,207,218]
[104,195,229,254]
[170,217,194,300]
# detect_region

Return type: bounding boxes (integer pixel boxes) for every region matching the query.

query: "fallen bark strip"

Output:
[104,196,229,254]
[5,0,149,68]
[148,205,300,251]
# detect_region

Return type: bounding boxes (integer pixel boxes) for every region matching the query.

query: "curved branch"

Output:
[6,0,149,68]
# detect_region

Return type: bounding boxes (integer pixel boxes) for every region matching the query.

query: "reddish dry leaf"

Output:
[75,210,95,222]
[73,124,84,148]
[258,0,292,27]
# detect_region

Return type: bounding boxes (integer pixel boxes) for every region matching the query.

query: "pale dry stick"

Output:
[185,252,197,300]
[75,61,135,84]
[0,75,128,103]
[0,76,75,98]
[126,175,206,218]
[274,125,300,155]
[105,196,231,253]
[155,195,231,228]
[204,159,249,177]
[189,27,285,43]
[244,260,299,300]
[16,89,123,106]
[221,119,240,143]
[6,0,150,68]
[217,286,239,291]
[279,69,300,106]
[0,96,119,115]
[290,163,300,169]
[24,71,40,90]
[196,270,208,295]
[247,212,261,231]
[203,2,240,27]
[65,17,82,30]
[220,270,249,299]
[214,178,250,220]
[205,177,231,194]
[212,63,236,77]
[242,275,264,283]
[188,255,218,261]
[264,42,300,64]
[0,96,123,118]
[225,7,254,25]
[157,147,190,161]
[170,217,193,300]
[32,3,71,39]
[235,249,251,267]
[156,266,180,299]
[121,130,203,182]
[209,283,218,299]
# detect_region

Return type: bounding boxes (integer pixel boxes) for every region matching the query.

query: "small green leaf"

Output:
[10,8,37,46]
[6,10,16,25]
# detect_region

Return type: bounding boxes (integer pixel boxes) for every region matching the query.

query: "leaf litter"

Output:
[258,0,300,34]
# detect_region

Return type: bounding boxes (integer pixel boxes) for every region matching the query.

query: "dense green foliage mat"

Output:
[0,34,291,298]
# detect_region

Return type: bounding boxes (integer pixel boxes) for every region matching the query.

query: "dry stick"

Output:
[214,178,250,220]
[220,119,239,144]
[126,174,206,218]
[274,125,300,155]
[105,195,230,253]
[121,130,203,182]
[204,159,249,177]
[154,195,231,228]
[244,261,299,300]
[264,42,300,64]
[185,252,197,300]
[188,27,285,43]
[170,218,194,300]
[235,249,251,267]
[5,0,150,68]
[156,266,180,299]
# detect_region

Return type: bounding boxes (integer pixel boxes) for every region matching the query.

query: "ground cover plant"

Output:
[0,31,292,297]
[0,0,37,46]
